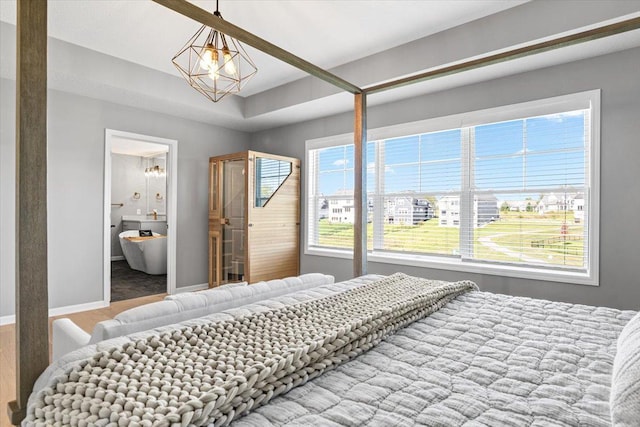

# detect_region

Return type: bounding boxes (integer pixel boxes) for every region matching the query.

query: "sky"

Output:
[315,110,587,202]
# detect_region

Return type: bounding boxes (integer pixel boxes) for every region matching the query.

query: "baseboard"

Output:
[172,283,208,294]
[49,300,109,317]
[0,300,109,326]
[0,314,15,326]
[111,256,125,261]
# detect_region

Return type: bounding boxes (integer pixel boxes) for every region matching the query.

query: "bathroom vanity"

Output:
[121,215,168,235]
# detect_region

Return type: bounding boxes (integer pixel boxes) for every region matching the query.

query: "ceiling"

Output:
[1,1,639,132]
[0,0,527,96]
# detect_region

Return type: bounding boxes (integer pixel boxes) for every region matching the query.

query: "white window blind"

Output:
[306,91,599,285]
[462,110,590,270]
[308,144,356,250]
[371,130,462,257]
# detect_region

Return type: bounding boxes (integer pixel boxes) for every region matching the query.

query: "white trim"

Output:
[166,137,179,296]
[588,90,601,287]
[305,145,316,251]
[305,247,597,286]
[371,251,597,286]
[305,247,354,260]
[172,283,209,294]
[49,300,110,317]
[367,90,597,142]
[0,300,109,326]
[304,91,598,153]
[104,129,179,307]
[305,133,354,151]
[104,131,112,304]
[304,90,601,287]
[110,256,125,262]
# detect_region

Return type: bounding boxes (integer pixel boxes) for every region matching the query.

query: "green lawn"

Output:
[317,211,584,267]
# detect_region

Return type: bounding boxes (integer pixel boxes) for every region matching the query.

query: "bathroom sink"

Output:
[121,215,167,222]
[121,216,168,234]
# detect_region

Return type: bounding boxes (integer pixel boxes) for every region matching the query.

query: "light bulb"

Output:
[223,47,236,75]
[208,49,219,80]
[209,67,220,81]
[200,44,215,71]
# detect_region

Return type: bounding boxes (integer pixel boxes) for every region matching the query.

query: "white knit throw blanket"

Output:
[26,273,477,427]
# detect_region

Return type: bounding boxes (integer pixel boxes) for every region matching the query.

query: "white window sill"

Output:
[305,247,598,287]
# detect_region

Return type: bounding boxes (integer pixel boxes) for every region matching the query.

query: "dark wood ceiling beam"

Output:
[151,0,362,94]
[364,16,640,94]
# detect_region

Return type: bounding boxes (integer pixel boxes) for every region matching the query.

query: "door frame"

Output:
[103,129,178,303]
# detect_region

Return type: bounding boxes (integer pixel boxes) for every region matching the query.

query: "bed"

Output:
[25,274,640,426]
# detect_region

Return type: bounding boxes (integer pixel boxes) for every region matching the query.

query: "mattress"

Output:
[27,275,636,426]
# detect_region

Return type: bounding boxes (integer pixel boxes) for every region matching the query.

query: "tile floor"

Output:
[110,260,166,302]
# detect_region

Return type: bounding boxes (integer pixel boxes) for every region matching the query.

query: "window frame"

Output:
[305,90,600,286]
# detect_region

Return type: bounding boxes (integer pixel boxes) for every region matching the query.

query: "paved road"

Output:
[478,230,548,263]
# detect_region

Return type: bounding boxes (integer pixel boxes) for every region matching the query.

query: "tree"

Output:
[500,202,510,212]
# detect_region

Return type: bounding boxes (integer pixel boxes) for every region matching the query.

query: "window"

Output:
[306,91,599,285]
[254,157,291,207]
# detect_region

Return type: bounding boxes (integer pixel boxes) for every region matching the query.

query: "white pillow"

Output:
[610,311,640,426]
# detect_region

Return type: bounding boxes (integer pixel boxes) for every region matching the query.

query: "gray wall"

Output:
[0,78,250,317]
[250,47,640,310]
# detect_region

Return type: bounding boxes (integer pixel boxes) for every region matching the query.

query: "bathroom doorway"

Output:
[103,129,178,303]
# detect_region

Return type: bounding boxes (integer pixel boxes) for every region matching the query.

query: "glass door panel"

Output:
[209,160,218,214]
[222,159,245,282]
[208,230,221,286]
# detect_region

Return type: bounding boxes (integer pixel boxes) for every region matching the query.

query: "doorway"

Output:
[103,129,178,303]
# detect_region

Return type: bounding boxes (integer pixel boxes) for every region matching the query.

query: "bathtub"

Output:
[118,230,167,275]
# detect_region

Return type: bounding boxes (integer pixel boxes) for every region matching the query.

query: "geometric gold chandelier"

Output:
[172,0,258,102]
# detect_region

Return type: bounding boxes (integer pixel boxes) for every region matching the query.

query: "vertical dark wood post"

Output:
[353,93,367,277]
[7,0,49,425]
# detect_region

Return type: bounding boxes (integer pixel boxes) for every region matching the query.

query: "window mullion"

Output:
[309,150,319,246]
[460,127,474,260]
[373,141,385,251]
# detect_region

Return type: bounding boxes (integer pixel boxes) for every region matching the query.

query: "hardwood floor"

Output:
[0,294,165,427]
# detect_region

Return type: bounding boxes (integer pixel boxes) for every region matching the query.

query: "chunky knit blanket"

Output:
[26,273,476,426]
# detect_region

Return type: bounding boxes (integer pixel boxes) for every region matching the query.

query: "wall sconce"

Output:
[145,165,165,177]
[133,192,141,200]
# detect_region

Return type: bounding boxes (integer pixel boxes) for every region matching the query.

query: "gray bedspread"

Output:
[236,287,635,426]
[27,275,636,426]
